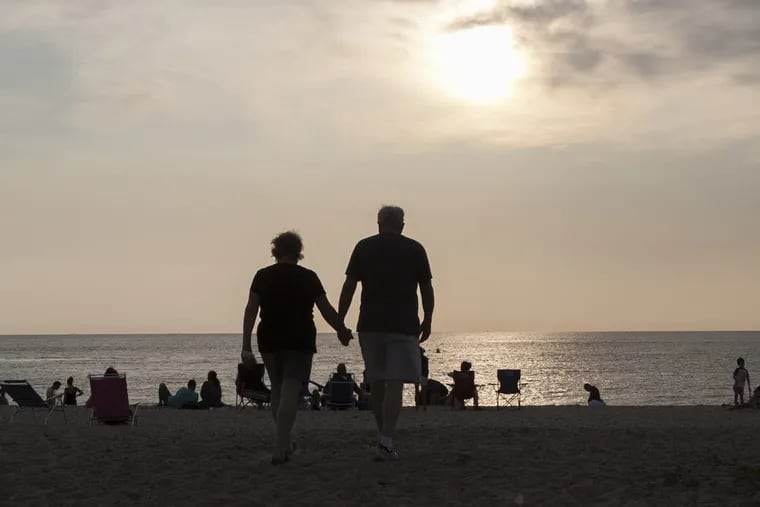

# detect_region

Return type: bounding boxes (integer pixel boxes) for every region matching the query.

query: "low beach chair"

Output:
[88,374,139,425]
[0,380,66,424]
[236,363,271,409]
[495,369,521,409]
[324,373,356,410]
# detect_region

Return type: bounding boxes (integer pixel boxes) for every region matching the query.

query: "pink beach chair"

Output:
[88,374,139,425]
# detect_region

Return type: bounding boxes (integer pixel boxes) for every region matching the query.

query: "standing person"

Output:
[242,231,353,465]
[63,377,84,405]
[734,357,751,407]
[338,205,434,460]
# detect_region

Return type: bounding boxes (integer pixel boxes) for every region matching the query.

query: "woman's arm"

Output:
[242,292,261,353]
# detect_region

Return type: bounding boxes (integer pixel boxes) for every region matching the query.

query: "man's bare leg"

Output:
[370,380,386,432]
[381,381,404,439]
[273,378,301,462]
[270,381,282,424]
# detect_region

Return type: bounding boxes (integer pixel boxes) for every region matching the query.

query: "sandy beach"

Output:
[1,405,759,506]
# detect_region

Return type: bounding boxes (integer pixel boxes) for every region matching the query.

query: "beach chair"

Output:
[88,374,139,425]
[495,369,521,410]
[449,370,479,409]
[236,363,271,409]
[0,380,66,424]
[324,373,356,410]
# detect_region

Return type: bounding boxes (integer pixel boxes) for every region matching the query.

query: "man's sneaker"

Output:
[375,443,399,461]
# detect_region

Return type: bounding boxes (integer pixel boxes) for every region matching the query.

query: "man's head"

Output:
[377,205,404,234]
[738,357,745,367]
[52,381,61,389]
[583,383,592,392]
[271,230,304,262]
[104,366,118,376]
[66,376,74,386]
[188,379,197,390]
[337,363,347,374]
[461,361,472,372]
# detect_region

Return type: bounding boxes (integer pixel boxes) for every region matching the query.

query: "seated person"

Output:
[46,381,62,408]
[309,389,322,410]
[85,367,120,408]
[63,376,84,406]
[322,363,361,406]
[447,361,479,409]
[199,371,224,408]
[584,383,606,406]
[159,379,199,409]
[236,360,271,407]
[357,370,372,409]
[416,378,449,406]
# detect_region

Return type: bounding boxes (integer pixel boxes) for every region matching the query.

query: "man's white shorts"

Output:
[359,332,421,384]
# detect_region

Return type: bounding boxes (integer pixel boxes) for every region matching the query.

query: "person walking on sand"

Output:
[734,357,751,407]
[242,231,353,465]
[339,205,434,460]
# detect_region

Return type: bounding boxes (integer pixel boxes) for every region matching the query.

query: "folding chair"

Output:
[88,374,139,425]
[236,363,271,409]
[1,380,66,424]
[495,369,521,409]
[324,373,356,410]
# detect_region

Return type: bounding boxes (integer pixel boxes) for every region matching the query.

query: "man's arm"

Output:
[338,277,358,320]
[242,292,260,353]
[315,294,352,345]
[419,278,435,342]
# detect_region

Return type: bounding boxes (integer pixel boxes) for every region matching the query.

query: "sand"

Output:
[1,405,759,506]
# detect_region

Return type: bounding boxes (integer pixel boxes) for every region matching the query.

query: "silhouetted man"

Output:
[339,205,434,460]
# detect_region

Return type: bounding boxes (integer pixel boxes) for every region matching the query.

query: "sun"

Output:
[429,25,527,103]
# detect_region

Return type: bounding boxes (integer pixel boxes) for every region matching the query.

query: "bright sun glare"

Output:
[430,25,527,103]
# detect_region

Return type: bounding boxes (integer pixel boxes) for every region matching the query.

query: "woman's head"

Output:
[104,367,118,376]
[461,361,472,372]
[271,231,304,262]
[67,376,74,386]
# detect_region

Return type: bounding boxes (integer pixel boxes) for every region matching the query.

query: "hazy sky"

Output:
[2,0,759,334]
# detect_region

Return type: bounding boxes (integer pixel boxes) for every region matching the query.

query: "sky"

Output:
[1,0,759,334]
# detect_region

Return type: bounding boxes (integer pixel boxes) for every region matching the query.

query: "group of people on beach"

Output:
[157,371,224,409]
[241,205,434,464]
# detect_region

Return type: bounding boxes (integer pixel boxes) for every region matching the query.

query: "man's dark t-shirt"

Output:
[345,233,432,336]
[251,263,325,353]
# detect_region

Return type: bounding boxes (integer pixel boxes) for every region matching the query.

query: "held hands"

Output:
[337,327,353,347]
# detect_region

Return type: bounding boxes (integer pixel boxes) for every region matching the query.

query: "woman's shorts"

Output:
[262,350,314,386]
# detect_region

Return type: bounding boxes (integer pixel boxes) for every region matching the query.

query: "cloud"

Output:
[444,0,760,87]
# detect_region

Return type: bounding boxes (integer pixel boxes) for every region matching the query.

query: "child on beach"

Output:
[733,358,751,407]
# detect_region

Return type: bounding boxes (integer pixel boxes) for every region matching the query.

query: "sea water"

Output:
[1,332,758,406]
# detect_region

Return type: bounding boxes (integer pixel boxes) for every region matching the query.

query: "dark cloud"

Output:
[443,0,760,88]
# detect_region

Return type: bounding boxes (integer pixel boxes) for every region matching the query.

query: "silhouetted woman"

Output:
[241,231,352,465]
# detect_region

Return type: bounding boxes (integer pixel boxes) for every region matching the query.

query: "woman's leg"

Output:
[273,378,302,461]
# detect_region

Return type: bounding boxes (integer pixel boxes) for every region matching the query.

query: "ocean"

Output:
[1,332,758,407]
